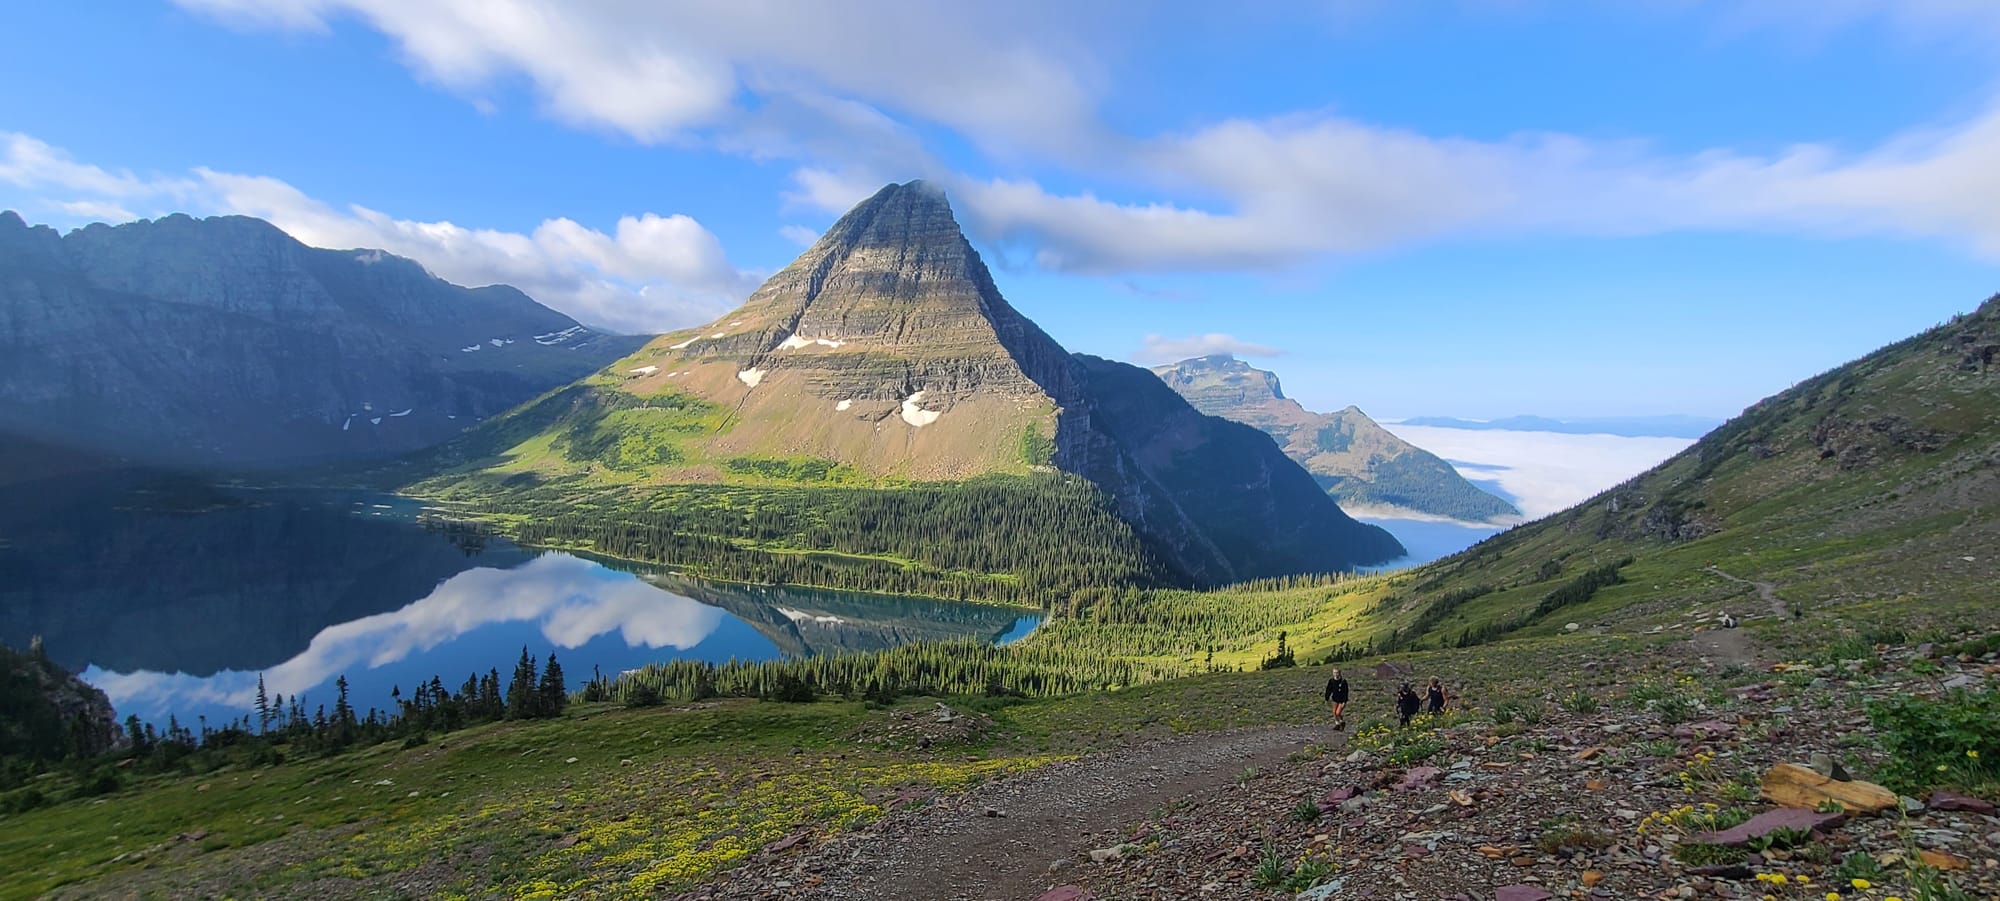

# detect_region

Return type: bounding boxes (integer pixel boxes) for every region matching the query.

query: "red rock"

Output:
[763,831,810,853]
[1318,786,1359,810]
[1394,766,1442,792]
[1036,888,1093,901]
[1671,720,1735,741]
[1689,808,1845,846]
[1929,790,1997,815]
[1496,886,1553,901]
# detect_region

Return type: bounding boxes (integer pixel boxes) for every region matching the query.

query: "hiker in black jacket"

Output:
[1395,683,1421,727]
[1322,667,1350,730]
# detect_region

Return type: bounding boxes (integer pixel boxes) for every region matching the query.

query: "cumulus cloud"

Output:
[949,103,2000,272]
[1134,333,1284,365]
[0,132,757,333]
[175,0,1110,156]
[170,1,2000,277]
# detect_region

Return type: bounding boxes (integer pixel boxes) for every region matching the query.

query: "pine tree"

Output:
[255,674,270,733]
[538,652,567,718]
[505,647,539,719]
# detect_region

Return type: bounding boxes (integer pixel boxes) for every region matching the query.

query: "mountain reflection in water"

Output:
[0,486,1037,727]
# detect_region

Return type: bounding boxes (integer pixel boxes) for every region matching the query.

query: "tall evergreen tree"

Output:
[505,647,538,720]
[538,652,567,718]
[254,674,270,733]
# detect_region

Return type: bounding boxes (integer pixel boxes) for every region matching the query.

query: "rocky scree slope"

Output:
[423,181,1403,583]
[1154,354,1519,523]
[0,210,640,468]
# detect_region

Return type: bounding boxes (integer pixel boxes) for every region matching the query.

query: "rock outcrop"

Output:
[1152,354,1518,522]
[0,210,642,468]
[0,638,120,759]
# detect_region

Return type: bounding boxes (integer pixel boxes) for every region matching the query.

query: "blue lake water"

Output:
[0,486,1037,729]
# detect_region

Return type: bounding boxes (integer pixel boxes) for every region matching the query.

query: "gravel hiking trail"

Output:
[686,724,1332,901]
[1705,565,1789,619]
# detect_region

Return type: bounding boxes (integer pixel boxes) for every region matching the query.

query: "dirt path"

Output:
[1705,565,1789,619]
[686,724,1333,901]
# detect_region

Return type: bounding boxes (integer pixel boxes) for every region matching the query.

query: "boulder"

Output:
[1760,763,1898,814]
[1689,807,1846,846]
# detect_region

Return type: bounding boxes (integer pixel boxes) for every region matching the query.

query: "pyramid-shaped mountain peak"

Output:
[503,185,1405,580]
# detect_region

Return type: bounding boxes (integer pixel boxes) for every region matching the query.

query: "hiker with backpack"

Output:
[1323,667,1350,731]
[1426,677,1450,715]
[1395,683,1421,727]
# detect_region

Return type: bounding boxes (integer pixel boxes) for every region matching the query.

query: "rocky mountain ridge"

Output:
[1153,354,1518,523]
[0,210,642,468]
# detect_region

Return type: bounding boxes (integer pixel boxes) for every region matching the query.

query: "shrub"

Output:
[623,683,663,708]
[1291,799,1322,823]
[1252,846,1291,889]
[1560,690,1600,714]
[1866,689,2000,794]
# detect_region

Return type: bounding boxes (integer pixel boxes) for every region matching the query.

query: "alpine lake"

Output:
[0,483,1039,730]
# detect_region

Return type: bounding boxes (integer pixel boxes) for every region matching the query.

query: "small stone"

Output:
[1088,845,1127,863]
[565,756,579,764]
[1035,888,1092,901]
[1496,886,1553,901]
[1918,849,1970,870]
[982,805,1005,818]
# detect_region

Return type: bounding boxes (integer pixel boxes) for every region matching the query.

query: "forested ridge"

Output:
[482,474,1184,605]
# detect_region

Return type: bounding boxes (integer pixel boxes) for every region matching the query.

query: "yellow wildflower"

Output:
[1851,879,1872,890]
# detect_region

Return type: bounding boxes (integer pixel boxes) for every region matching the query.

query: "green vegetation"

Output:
[1867,689,2000,795]
[436,474,1183,606]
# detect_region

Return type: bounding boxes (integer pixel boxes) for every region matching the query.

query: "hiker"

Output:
[1395,683,1421,727]
[1323,667,1350,731]
[1425,677,1449,715]
[1720,610,1739,629]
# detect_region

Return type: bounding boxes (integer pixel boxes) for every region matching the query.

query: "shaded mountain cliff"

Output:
[419,181,1403,587]
[0,210,642,468]
[1153,354,1518,522]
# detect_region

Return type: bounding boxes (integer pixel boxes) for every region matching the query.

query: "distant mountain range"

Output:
[411,181,1404,587]
[0,210,642,468]
[1395,414,1720,439]
[1151,355,1518,523]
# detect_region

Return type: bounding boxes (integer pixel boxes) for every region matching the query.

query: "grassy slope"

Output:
[1352,297,2000,652]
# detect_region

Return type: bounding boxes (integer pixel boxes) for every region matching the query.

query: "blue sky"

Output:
[4,1,2000,419]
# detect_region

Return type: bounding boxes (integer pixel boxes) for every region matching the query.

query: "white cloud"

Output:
[778,224,819,247]
[175,0,1110,156]
[1134,333,1284,365]
[1,132,757,333]
[947,102,2000,272]
[168,1,2000,278]
[55,200,139,223]
[1382,424,1694,520]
